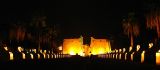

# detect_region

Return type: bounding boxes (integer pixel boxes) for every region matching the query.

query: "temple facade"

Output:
[62,36,111,56]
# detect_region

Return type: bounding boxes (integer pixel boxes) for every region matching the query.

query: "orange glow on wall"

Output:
[83,45,91,56]
[63,38,84,56]
[63,36,111,56]
[90,37,111,55]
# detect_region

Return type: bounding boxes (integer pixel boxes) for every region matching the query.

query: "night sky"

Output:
[0,0,159,48]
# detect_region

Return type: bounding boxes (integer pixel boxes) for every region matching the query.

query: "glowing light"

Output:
[129,46,132,52]
[116,49,118,53]
[54,54,56,58]
[136,45,140,51]
[79,51,85,56]
[43,53,46,59]
[22,53,25,59]
[125,53,127,60]
[63,37,111,56]
[123,48,126,53]
[119,49,122,53]
[119,54,121,59]
[63,39,84,56]
[116,54,118,59]
[9,52,14,60]
[4,47,8,51]
[44,50,46,53]
[37,54,40,59]
[83,44,90,56]
[29,49,32,52]
[40,50,42,53]
[32,49,36,53]
[18,46,23,52]
[90,37,111,55]
[141,51,145,63]
[30,53,34,59]
[149,43,153,49]
[47,54,50,59]
[56,54,58,58]
[156,50,160,65]
[58,46,62,50]
[131,52,134,61]
[51,54,53,58]
[69,51,75,55]
[113,54,115,59]
[99,48,105,54]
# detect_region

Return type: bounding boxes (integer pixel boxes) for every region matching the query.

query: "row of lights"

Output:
[98,43,160,65]
[2,46,72,61]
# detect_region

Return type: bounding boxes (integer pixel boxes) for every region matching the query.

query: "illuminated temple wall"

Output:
[90,37,111,55]
[63,36,111,56]
[62,38,84,56]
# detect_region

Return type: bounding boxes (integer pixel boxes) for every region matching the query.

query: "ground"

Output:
[1,57,159,70]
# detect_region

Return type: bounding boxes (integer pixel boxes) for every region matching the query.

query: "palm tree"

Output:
[146,8,160,47]
[31,15,47,50]
[146,8,160,38]
[122,12,140,47]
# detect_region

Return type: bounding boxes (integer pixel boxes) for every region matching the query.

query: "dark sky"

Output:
[1,0,158,48]
[55,0,143,48]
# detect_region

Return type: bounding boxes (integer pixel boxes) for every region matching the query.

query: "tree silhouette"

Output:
[122,12,140,47]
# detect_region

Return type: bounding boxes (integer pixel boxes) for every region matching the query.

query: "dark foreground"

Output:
[1,57,160,70]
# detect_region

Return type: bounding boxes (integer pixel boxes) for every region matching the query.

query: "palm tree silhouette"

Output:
[122,12,140,47]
